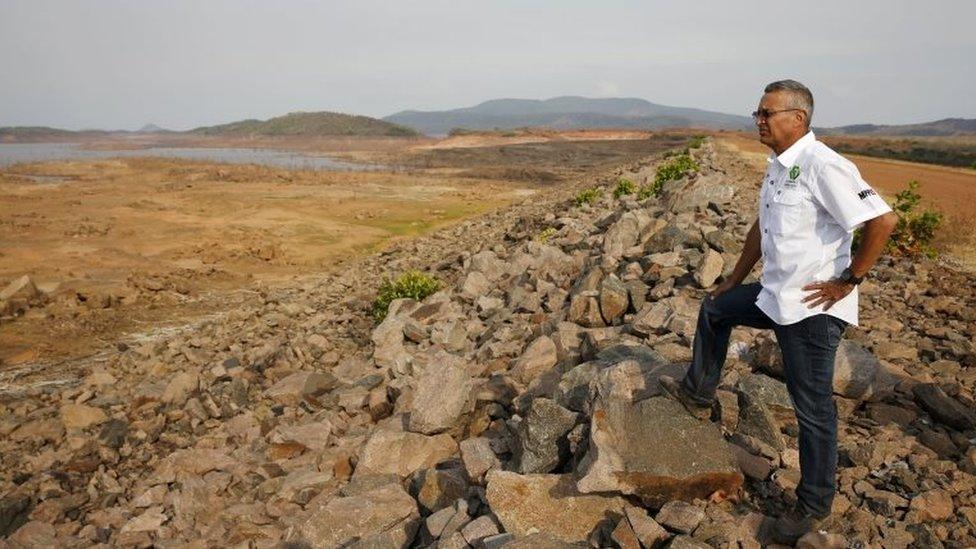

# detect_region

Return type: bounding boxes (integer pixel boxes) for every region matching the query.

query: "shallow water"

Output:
[0,143,380,171]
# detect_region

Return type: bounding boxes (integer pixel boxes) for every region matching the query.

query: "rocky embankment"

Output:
[1,140,975,548]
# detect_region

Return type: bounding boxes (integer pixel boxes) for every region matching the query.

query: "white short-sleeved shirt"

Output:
[756,131,892,327]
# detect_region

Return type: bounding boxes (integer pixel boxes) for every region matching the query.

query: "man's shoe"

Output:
[658,375,712,420]
[770,506,827,545]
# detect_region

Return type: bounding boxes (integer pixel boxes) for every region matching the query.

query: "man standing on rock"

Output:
[660,79,897,542]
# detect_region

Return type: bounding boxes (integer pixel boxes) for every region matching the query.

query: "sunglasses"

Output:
[752,108,803,121]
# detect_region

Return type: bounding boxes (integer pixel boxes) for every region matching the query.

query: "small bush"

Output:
[537,227,557,242]
[613,177,636,198]
[647,153,699,197]
[971,160,976,170]
[373,270,441,321]
[887,180,942,258]
[575,187,602,207]
[686,135,707,150]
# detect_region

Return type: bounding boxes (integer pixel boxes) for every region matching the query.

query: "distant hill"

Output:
[137,124,171,133]
[822,118,976,137]
[0,126,111,143]
[384,96,755,135]
[190,111,419,137]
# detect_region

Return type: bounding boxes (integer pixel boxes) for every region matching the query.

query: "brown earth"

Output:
[0,132,686,368]
[717,133,976,269]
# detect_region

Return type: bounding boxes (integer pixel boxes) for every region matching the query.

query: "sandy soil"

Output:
[0,157,529,365]
[717,133,976,269]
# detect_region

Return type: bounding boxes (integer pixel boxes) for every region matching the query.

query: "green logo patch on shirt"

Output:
[789,165,801,180]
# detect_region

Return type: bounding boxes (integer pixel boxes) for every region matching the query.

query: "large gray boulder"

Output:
[576,396,742,507]
[512,398,579,473]
[409,351,473,435]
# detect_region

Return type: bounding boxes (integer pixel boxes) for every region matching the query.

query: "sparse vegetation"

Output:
[645,153,699,197]
[686,135,707,151]
[825,136,976,169]
[612,177,636,198]
[192,111,419,137]
[887,180,943,258]
[575,187,602,206]
[537,227,557,242]
[372,270,442,322]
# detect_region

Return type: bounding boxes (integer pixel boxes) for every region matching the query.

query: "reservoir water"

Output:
[0,143,380,171]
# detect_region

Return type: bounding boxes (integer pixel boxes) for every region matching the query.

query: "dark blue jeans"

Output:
[680,282,845,518]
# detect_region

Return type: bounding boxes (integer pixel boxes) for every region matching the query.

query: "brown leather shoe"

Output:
[658,375,712,420]
[771,507,827,545]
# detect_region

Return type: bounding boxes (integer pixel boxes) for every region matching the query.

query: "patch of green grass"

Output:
[373,270,442,321]
[575,187,602,207]
[537,227,557,242]
[612,177,636,198]
[643,153,699,198]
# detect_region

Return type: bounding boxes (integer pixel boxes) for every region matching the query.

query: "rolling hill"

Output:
[383,96,756,135]
[190,111,418,137]
[822,118,976,137]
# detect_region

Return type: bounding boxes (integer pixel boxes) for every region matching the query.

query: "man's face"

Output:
[756,91,806,151]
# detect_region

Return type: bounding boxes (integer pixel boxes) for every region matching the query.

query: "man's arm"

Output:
[801,211,898,310]
[712,219,762,298]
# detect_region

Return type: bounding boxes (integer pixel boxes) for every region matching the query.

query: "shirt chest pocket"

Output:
[768,187,808,233]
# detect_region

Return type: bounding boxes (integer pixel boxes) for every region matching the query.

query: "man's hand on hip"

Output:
[710,278,738,299]
[801,280,855,311]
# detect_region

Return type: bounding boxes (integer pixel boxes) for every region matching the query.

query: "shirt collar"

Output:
[768,131,816,169]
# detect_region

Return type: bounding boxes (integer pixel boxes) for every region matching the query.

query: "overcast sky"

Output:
[2,0,974,131]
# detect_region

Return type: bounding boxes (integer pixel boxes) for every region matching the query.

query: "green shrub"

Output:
[575,187,602,206]
[636,184,655,200]
[686,135,706,151]
[887,180,942,258]
[971,160,976,170]
[372,270,441,321]
[537,227,557,242]
[647,153,699,197]
[613,177,636,198]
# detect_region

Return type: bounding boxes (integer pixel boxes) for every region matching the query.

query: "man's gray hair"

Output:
[765,79,814,127]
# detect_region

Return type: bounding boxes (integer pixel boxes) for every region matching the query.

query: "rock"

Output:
[4,521,57,548]
[611,515,641,549]
[60,403,108,430]
[736,373,793,422]
[460,437,501,483]
[512,398,579,474]
[661,173,735,213]
[512,336,558,384]
[409,351,473,435]
[731,444,773,480]
[287,483,419,548]
[264,371,337,407]
[735,392,784,451]
[356,429,457,479]
[416,467,468,513]
[599,275,629,323]
[576,396,742,507]
[604,210,652,258]
[161,371,199,405]
[568,293,605,328]
[796,531,846,549]
[694,248,724,288]
[913,383,976,431]
[0,494,31,538]
[0,275,39,301]
[485,470,630,544]
[909,489,954,522]
[832,340,883,400]
[624,506,669,548]
[461,515,500,545]
[866,403,917,427]
[269,421,333,452]
[462,271,492,300]
[655,500,704,534]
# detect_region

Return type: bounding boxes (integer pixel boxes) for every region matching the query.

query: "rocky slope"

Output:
[1,140,975,548]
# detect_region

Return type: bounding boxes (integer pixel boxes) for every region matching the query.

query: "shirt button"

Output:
[763,229,768,233]
[766,204,769,208]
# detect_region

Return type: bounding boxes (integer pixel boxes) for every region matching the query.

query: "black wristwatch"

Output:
[839,267,864,286]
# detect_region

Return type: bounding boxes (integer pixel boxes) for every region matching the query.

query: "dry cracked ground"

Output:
[1,139,975,548]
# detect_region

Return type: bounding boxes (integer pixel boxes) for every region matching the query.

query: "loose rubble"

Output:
[2,138,975,548]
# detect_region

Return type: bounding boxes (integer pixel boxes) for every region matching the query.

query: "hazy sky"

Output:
[2,0,974,131]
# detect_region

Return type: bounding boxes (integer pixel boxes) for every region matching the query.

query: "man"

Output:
[659,79,897,542]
